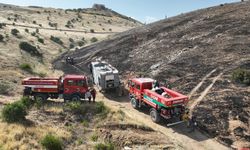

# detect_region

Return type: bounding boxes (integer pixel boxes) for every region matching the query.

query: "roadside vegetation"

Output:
[232,68,250,86]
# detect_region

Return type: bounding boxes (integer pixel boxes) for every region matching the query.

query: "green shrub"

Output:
[20,97,34,109]
[0,23,6,29]
[78,41,84,47]
[81,120,89,127]
[65,101,87,115]
[38,38,44,44]
[1,101,27,123]
[91,134,98,142]
[50,36,63,45]
[69,38,74,43]
[19,42,42,57]
[31,32,36,36]
[232,69,250,86]
[94,143,114,150]
[33,20,37,24]
[0,81,11,95]
[40,134,63,150]
[90,29,95,33]
[20,63,33,73]
[0,34,4,42]
[90,37,98,43]
[11,28,19,36]
[69,43,74,49]
[25,28,29,33]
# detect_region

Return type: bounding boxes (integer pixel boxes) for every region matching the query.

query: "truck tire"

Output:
[131,97,139,109]
[150,108,161,123]
[71,95,80,101]
[34,94,47,101]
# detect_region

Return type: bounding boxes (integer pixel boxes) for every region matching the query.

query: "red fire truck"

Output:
[22,75,89,101]
[128,78,188,123]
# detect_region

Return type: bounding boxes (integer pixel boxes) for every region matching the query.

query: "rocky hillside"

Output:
[0,3,141,97]
[54,1,250,148]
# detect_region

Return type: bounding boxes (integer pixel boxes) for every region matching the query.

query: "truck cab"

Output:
[62,75,88,100]
[129,78,154,100]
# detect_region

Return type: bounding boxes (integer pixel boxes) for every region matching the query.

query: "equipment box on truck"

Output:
[22,75,89,101]
[128,78,189,123]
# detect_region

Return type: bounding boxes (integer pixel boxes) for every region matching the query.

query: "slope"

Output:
[0,3,141,97]
[54,1,250,148]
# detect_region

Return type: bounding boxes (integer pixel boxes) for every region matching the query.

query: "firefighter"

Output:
[153,80,160,88]
[90,88,96,103]
[85,90,91,103]
[182,110,190,126]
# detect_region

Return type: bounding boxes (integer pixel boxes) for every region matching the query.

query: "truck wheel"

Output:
[150,108,161,123]
[71,95,80,101]
[34,94,47,101]
[131,97,139,109]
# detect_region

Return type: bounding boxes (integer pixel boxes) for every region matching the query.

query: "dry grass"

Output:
[0,122,71,150]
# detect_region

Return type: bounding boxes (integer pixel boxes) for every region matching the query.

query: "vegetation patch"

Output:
[50,36,63,45]
[40,134,63,150]
[11,28,19,36]
[232,68,250,86]
[38,37,44,44]
[0,81,11,95]
[0,34,4,42]
[94,143,115,150]
[1,101,27,123]
[19,42,42,57]
[91,37,98,43]
[19,63,33,73]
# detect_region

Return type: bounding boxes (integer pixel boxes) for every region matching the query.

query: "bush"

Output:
[232,69,250,86]
[0,23,6,29]
[20,97,34,109]
[36,28,39,33]
[90,29,95,33]
[69,43,74,49]
[33,20,37,24]
[40,134,63,150]
[50,36,63,45]
[20,63,33,73]
[19,42,42,57]
[91,134,98,142]
[0,81,11,95]
[94,143,114,150]
[1,101,27,123]
[69,38,74,43]
[78,41,84,47]
[11,28,19,36]
[95,101,107,114]
[25,28,29,33]
[65,101,87,115]
[38,38,44,44]
[0,34,4,42]
[31,32,36,36]
[90,37,98,43]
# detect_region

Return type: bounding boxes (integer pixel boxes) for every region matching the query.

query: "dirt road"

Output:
[96,93,229,150]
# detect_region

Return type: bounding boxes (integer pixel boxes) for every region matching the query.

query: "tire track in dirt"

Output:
[188,69,217,99]
[189,72,223,112]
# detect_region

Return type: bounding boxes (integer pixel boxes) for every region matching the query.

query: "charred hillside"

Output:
[54,2,250,148]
